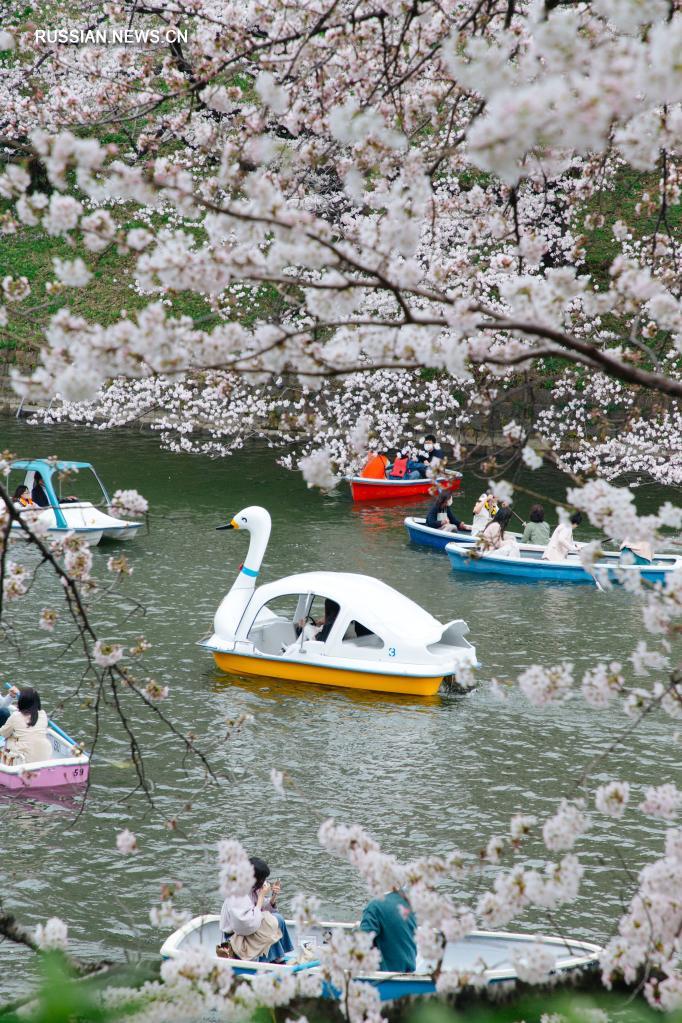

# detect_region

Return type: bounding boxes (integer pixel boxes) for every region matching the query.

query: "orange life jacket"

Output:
[390,457,409,478]
[19,495,35,507]
[360,454,389,479]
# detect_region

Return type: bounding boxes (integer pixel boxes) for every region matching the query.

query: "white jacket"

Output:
[542,523,576,562]
[220,891,275,935]
[0,709,52,764]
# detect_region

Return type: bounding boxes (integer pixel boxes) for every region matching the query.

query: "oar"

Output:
[291,959,321,973]
[48,720,79,747]
[4,682,79,747]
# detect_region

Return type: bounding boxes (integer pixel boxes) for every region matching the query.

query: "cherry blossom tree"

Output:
[0,0,680,483]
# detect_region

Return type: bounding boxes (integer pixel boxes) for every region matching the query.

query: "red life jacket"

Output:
[391,457,409,478]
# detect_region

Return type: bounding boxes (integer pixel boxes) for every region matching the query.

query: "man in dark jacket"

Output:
[408,434,446,478]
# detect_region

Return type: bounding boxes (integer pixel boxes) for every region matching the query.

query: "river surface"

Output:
[0,416,680,1002]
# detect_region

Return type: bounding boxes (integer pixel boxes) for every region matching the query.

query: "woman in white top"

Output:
[479,508,519,557]
[219,856,293,962]
[471,493,498,535]
[0,688,52,765]
[542,512,582,561]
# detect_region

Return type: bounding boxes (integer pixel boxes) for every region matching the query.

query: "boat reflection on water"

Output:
[211,669,444,709]
[349,502,427,534]
[0,783,86,813]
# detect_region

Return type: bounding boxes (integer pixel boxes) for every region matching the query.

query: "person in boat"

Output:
[478,507,519,557]
[32,470,79,506]
[31,472,51,508]
[405,434,446,479]
[0,685,19,727]
[13,485,36,508]
[388,451,422,481]
[425,492,471,533]
[218,856,293,963]
[419,434,446,470]
[295,598,340,643]
[542,512,582,561]
[422,434,445,462]
[0,687,52,766]
[619,539,654,565]
[359,887,417,974]
[471,492,498,535]
[316,599,340,642]
[522,504,551,546]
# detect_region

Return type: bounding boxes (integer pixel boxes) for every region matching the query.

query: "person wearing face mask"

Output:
[421,435,445,462]
[425,492,471,533]
[408,434,446,479]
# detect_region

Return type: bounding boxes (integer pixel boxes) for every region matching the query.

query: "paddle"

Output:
[591,573,605,592]
[291,959,321,973]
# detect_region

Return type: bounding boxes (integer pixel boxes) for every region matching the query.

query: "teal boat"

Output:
[8,459,142,545]
[446,542,682,586]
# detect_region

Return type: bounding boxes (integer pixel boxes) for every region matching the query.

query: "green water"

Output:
[0,417,680,1001]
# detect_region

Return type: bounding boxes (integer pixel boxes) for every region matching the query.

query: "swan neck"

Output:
[242,520,269,578]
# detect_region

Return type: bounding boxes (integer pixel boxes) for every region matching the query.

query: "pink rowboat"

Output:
[0,725,89,790]
[348,474,462,503]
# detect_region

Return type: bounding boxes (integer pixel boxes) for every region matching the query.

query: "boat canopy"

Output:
[10,459,96,472]
[241,571,445,645]
[8,459,112,529]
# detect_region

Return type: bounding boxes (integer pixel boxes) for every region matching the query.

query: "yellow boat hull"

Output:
[213,652,444,697]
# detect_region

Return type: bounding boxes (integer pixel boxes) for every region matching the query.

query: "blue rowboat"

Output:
[160,914,600,1002]
[404,516,522,551]
[446,542,682,586]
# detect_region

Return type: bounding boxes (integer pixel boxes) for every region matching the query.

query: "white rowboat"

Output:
[160,915,601,1002]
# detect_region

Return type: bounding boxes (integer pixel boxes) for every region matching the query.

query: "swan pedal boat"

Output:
[0,722,89,790]
[201,506,477,697]
[160,914,601,1002]
[348,473,461,503]
[8,459,142,545]
[446,541,682,586]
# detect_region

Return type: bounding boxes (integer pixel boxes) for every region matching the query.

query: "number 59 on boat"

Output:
[200,506,477,697]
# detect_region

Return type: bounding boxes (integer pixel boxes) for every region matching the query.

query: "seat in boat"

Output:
[248,619,297,655]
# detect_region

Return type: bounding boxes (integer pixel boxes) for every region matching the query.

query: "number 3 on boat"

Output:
[200,506,477,697]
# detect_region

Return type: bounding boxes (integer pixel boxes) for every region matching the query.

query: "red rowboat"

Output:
[348,474,462,502]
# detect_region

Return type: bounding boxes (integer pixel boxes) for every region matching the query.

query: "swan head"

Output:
[216,506,272,533]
